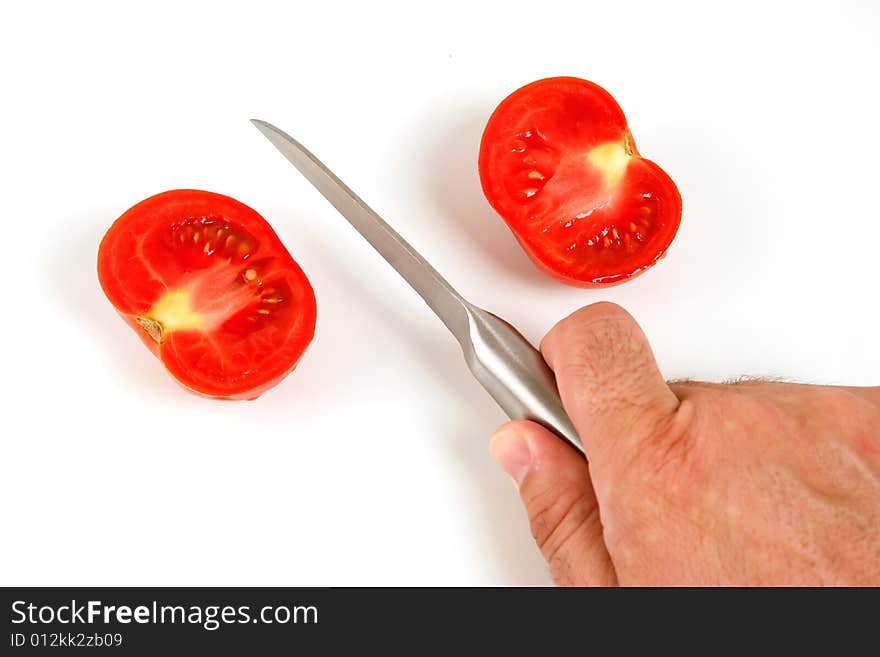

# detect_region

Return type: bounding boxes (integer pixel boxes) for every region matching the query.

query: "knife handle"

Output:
[459,305,583,454]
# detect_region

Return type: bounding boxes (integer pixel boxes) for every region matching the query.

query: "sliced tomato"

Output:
[479,77,682,287]
[97,190,316,400]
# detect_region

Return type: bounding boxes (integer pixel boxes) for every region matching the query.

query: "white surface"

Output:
[1,0,878,586]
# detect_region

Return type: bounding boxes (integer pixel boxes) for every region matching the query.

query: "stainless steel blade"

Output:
[251,119,469,338]
[252,119,582,452]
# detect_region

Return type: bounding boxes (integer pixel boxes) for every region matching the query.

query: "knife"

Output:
[251,119,582,453]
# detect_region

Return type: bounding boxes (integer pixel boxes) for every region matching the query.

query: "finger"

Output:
[490,420,617,586]
[540,302,679,470]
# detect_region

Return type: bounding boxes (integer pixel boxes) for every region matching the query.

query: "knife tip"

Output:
[251,118,288,142]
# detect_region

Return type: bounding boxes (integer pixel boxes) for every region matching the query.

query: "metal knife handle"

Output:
[460,304,583,453]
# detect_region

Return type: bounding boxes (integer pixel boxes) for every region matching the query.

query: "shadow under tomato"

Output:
[413,100,559,290]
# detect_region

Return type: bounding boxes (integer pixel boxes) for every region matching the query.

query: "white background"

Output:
[1,0,878,586]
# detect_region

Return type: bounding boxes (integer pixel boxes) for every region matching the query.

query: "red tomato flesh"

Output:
[479,77,682,287]
[97,190,316,399]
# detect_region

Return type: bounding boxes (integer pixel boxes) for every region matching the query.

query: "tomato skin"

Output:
[97,190,316,400]
[479,77,682,287]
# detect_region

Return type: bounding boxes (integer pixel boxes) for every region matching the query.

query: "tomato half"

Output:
[479,77,682,287]
[97,190,316,400]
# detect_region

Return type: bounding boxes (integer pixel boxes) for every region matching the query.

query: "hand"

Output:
[490,302,880,586]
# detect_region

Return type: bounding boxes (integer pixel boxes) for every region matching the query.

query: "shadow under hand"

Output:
[299,233,551,584]
[401,101,557,582]
[416,100,557,289]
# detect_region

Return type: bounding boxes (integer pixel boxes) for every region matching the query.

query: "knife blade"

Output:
[251,119,582,452]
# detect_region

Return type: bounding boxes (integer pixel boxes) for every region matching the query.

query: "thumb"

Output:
[490,420,617,586]
[540,302,679,481]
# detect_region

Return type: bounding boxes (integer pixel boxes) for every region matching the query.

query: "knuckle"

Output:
[528,486,577,549]
[641,406,698,478]
[544,302,628,354]
[546,540,589,587]
[554,317,650,386]
[607,401,701,505]
[527,485,597,562]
